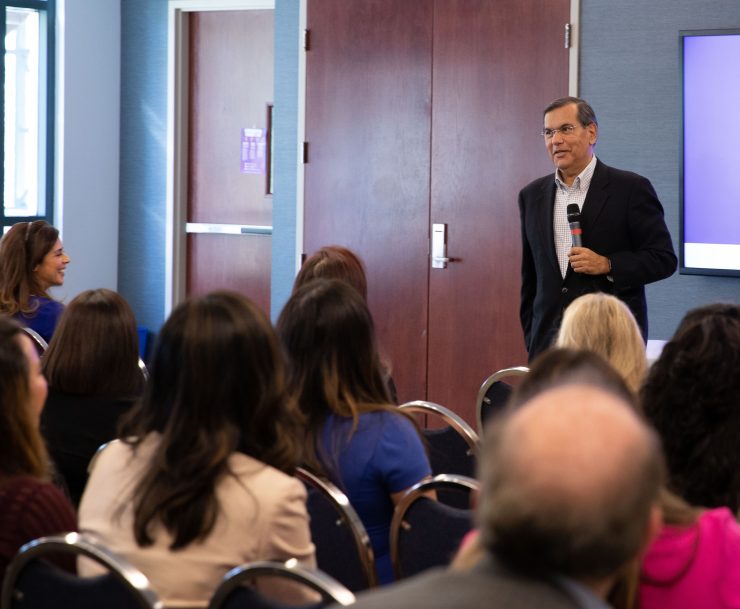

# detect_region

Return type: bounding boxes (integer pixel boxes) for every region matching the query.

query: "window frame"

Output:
[0,0,55,229]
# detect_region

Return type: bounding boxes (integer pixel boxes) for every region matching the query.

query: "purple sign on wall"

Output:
[241,128,267,175]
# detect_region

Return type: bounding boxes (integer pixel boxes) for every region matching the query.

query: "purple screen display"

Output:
[683,34,740,246]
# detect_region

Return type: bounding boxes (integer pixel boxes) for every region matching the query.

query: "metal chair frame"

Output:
[1,532,162,609]
[389,473,480,580]
[207,559,355,609]
[475,366,529,435]
[21,327,48,352]
[294,467,378,590]
[398,400,480,456]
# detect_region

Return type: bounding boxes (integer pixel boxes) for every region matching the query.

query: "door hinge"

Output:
[302,142,309,164]
[304,28,311,51]
[564,23,572,49]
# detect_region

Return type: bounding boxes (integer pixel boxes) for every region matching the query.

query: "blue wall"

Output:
[118,0,301,329]
[580,0,740,338]
[118,0,739,337]
[271,1,302,321]
[118,0,168,332]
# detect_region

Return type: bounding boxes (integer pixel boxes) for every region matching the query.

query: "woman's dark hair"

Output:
[42,289,143,396]
[293,246,368,301]
[0,221,60,315]
[277,278,401,474]
[119,291,304,549]
[641,302,740,512]
[509,347,637,412]
[0,317,49,478]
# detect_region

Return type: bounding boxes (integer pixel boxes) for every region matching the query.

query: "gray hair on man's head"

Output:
[544,96,598,127]
[477,384,663,581]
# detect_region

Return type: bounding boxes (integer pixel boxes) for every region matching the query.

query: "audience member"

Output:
[0,221,71,343]
[277,278,431,584]
[508,347,636,410]
[40,289,144,506]
[555,292,647,394]
[642,303,740,513]
[454,348,640,599]
[474,347,740,609]
[640,487,740,609]
[79,291,315,606]
[335,381,663,609]
[294,245,367,300]
[0,317,76,578]
[294,245,398,402]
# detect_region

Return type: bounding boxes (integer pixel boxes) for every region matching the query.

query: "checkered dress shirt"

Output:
[553,155,597,277]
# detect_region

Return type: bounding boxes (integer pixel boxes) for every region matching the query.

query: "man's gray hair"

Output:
[544,96,598,127]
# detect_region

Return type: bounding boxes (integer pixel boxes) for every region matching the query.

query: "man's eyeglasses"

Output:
[541,124,579,139]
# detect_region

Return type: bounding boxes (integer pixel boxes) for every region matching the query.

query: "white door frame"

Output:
[165,0,275,318]
[569,0,580,96]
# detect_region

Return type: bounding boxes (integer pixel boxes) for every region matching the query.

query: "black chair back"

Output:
[390,474,479,580]
[398,401,479,506]
[1,533,162,609]
[422,426,476,479]
[295,468,377,592]
[208,559,355,609]
[476,366,529,434]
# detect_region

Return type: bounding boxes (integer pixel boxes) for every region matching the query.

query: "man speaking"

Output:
[519,97,676,360]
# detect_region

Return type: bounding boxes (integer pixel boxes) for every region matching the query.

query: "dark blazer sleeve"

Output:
[604,171,677,288]
[519,189,536,352]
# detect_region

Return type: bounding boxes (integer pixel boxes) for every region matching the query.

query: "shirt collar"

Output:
[555,155,597,191]
[553,576,612,609]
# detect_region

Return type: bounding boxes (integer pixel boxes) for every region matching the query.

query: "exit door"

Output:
[167,4,274,316]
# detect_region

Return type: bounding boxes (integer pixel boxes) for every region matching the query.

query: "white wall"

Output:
[52,0,120,302]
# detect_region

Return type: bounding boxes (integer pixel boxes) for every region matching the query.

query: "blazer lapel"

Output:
[538,179,561,278]
[580,160,610,236]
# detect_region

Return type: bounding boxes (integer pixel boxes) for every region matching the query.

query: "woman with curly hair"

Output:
[641,302,740,513]
[0,221,71,343]
[79,291,315,606]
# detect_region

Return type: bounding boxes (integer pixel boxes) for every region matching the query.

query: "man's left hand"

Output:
[568,247,610,275]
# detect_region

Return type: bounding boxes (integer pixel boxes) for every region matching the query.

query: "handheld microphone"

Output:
[566,203,583,247]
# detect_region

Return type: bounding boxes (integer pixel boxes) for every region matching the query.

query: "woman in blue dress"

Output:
[277,278,432,584]
[0,220,70,343]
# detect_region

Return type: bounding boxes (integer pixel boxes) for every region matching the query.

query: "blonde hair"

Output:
[556,293,647,395]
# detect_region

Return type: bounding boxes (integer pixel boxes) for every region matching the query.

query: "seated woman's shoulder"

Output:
[228,453,306,496]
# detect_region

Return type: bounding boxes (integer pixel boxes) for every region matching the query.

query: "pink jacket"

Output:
[640,507,740,609]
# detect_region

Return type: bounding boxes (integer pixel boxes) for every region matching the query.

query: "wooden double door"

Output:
[304,0,570,423]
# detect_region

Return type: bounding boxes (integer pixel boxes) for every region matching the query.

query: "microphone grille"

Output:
[566,204,581,221]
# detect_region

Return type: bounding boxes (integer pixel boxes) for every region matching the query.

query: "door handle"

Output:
[432,223,449,269]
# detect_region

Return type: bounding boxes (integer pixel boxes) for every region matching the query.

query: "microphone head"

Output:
[566,204,581,222]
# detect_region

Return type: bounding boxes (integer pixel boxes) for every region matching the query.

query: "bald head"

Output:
[478,384,663,581]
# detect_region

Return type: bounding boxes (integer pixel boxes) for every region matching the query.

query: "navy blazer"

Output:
[519,159,676,360]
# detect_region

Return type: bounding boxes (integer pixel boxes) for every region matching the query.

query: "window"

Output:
[1,0,54,231]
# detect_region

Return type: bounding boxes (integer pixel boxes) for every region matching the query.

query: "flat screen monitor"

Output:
[680,29,740,276]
